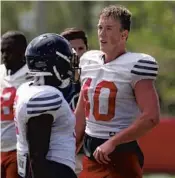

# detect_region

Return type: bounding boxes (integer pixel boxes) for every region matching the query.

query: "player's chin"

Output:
[100,45,109,53]
[1,57,8,64]
[1,59,5,65]
[2,59,12,68]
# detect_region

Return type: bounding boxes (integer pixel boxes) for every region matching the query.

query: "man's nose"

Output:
[99,29,106,37]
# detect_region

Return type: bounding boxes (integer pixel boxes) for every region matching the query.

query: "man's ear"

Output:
[122,30,129,41]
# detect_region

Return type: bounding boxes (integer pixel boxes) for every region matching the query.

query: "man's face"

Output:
[1,39,13,66]
[1,38,23,69]
[69,39,87,58]
[98,16,126,54]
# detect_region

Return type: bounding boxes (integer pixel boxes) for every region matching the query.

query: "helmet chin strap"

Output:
[53,66,70,88]
[33,76,45,85]
[59,78,70,88]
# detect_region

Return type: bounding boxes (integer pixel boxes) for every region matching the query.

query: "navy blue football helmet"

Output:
[25,33,80,85]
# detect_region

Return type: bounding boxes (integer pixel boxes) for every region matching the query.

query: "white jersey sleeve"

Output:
[131,55,158,87]
[26,92,62,119]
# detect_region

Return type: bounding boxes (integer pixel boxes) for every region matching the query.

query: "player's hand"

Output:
[93,139,116,164]
[76,141,83,154]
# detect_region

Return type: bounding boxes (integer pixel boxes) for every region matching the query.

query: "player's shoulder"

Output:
[0,64,33,88]
[0,64,6,72]
[119,52,157,64]
[23,83,63,104]
[81,50,104,58]
[124,52,159,85]
[117,52,158,72]
[25,84,63,117]
[128,52,158,73]
[16,81,32,95]
[14,64,32,80]
[79,50,104,67]
[130,52,157,63]
[0,64,7,79]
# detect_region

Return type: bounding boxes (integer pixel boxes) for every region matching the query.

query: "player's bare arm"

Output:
[26,114,53,178]
[111,79,160,143]
[75,91,86,153]
[94,79,160,164]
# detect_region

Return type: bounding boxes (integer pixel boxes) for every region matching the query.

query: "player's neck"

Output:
[104,48,126,63]
[44,76,70,89]
[44,75,61,88]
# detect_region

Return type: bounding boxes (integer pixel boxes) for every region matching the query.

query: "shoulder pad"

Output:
[26,91,62,117]
[117,52,154,63]
[130,53,158,86]
[0,64,7,78]
[79,50,104,68]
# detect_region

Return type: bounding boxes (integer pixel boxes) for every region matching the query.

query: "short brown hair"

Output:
[99,5,132,32]
[61,28,88,49]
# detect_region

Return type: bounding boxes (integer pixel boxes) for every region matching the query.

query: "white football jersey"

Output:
[14,82,76,172]
[0,64,32,152]
[80,50,158,139]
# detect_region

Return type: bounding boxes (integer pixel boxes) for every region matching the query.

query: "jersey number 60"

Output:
[83,78,117,121]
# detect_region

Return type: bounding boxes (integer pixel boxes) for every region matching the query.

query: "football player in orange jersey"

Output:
[75,5,160,178]
[0,31,33,178]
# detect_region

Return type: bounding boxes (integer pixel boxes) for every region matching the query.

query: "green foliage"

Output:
[1,1,32,33]
[1,1,175,116]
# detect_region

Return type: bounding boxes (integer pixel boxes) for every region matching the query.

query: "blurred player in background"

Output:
[14,33,79,178]
[0,31,33,178]
[61,28,88,59]
[61,28,88,176]
[61,28,88,109]
[75,5,160,178]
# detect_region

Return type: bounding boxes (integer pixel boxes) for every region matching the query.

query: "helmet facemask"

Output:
[70,49,81,83]
[51,50,75,88]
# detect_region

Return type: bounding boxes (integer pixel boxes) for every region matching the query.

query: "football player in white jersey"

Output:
[61,28,88,110]
[61,28,88,176]
[14,33,78,178]
[75,5,160,178]
[0,31,32,178]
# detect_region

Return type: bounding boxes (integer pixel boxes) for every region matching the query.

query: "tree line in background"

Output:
[1,1,175,116]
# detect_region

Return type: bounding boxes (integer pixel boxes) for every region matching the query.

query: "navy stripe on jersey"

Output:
[138,59,157,65]
[134,65,158,71]
[27,107,60,115]
[27,93,62,115]
[27,100,62,108]
[29,94,59,101]
[131,59,158,77]
[131,70,157,77]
